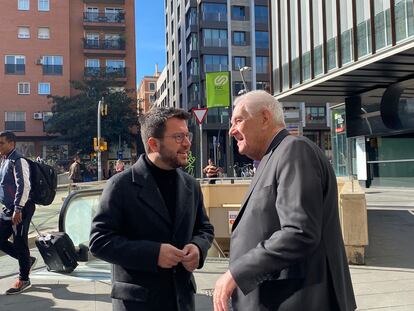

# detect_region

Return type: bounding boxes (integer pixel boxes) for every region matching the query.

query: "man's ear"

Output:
[261,109,272,127]
[147,137,160,153]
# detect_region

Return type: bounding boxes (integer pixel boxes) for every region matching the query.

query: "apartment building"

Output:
[154,66,168,108]
[165,0,271,177]
[137,65,160,113]
[0,0,135,162]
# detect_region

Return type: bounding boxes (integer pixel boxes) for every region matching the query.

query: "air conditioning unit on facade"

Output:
[33,112,43,120]
[35,58,43,65]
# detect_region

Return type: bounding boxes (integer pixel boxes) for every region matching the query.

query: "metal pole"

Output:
[97,98,103,181]
[240,69,248,92]
[197,0,203,178]
[200,123,203,179]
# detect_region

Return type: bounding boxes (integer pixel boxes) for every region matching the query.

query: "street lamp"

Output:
[239,66,252,95]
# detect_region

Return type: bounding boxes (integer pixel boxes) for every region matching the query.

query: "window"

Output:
[42,55,63,75]
[149,82,156,91]
[233,31,247,46]
[38,0,49,11]
[38,82,50,95]
[18,82,30,95]
[255,31,269,48]
[105,59,125,77]
[18,27,30,39]
[201,3,227,22]
[203,54,228,72]
[256,56,269,74]
[232,6,246,20]
[203,29,227,47]
[255,6,268,23]
[5,112,26,131]
[234,81,245,95]
[18,0,29,10]
[85,59,100,76]
[306,106,326,124]
[233,56,246,69]
[105,7,124,22]
[38,27,50,39]
[5,55,25,74]
[256,81,270,91]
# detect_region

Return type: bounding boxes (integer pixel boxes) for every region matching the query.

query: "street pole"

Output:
[197,0,203,179]
[97,97,103,181]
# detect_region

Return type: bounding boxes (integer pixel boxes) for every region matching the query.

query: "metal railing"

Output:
[84,67,127,78]
[83,39,126,50]
[83,12,125,23]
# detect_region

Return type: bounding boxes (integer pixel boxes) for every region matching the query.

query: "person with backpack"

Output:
[0,131,37,295]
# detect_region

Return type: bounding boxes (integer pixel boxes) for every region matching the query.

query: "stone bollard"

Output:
[338,181,369,265]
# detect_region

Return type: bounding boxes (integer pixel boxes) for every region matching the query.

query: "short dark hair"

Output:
[140,107,191,153]
[0,131,17,143]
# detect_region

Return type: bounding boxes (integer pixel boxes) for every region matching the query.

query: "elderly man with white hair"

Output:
[213,90,356,311]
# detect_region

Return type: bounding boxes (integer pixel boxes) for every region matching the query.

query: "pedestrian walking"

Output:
[0,131,37,295]
[68,155,82,183]
[90,107,214,311]
[213,90,356,311]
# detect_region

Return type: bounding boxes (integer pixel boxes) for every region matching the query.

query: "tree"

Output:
[46,78,138,155]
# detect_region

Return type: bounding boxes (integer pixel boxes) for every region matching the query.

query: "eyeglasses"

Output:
[161,132,193,144]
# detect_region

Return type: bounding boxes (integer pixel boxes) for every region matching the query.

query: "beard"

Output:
[159,144,188,169]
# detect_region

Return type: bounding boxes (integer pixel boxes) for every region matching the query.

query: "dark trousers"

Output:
[0,203,35,281]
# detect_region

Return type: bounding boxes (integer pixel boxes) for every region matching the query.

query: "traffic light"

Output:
[93,137,99,151]
[100,104,108,116]
[99,138,108,151]
[93,137,108,151]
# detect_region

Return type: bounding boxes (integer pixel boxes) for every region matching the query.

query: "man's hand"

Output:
[12,210,22,226]
[182,243,200,272]
[213,270,237,311]
[157,244,185,269]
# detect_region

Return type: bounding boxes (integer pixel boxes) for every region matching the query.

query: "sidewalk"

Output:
[0,185,413,310]
[0,257,413,311]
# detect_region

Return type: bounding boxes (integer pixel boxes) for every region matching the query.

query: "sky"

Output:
[135,0,166,86]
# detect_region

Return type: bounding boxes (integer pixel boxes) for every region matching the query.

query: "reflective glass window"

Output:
[326,0,337,70]
[356,1,372,57]
[281,1,289,89]
[290,0,299,86]
[394,0,414,42]
[340,0,354,65]
[312,0,323,76]
[301,0,311,81]
[374,0,392,50]
[255,31,269,48]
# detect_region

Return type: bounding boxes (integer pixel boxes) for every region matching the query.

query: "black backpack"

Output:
[13,158,58,206]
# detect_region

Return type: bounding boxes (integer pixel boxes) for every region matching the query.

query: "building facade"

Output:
[154,66,169,108]
[138,66,160,113]
[165,0,271,177]
[270,0,414,187]
[0,0,135,163]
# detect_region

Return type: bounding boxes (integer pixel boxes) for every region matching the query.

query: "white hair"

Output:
[233,90,286,126]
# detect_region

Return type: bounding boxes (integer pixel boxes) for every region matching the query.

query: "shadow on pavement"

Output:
[365,210,414,269]
[1,292,78,311]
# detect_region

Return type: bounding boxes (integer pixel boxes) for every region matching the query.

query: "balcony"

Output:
[5,64,25,75]
[43,65,63,75]
[84,67,127,81]
[83,12,125,29]
[83,39,126,56]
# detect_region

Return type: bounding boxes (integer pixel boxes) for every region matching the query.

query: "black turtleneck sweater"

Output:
[144,155,178,224]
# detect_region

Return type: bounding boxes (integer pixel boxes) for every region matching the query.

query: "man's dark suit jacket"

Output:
[229,130,356,311]
[89,155,214,311]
